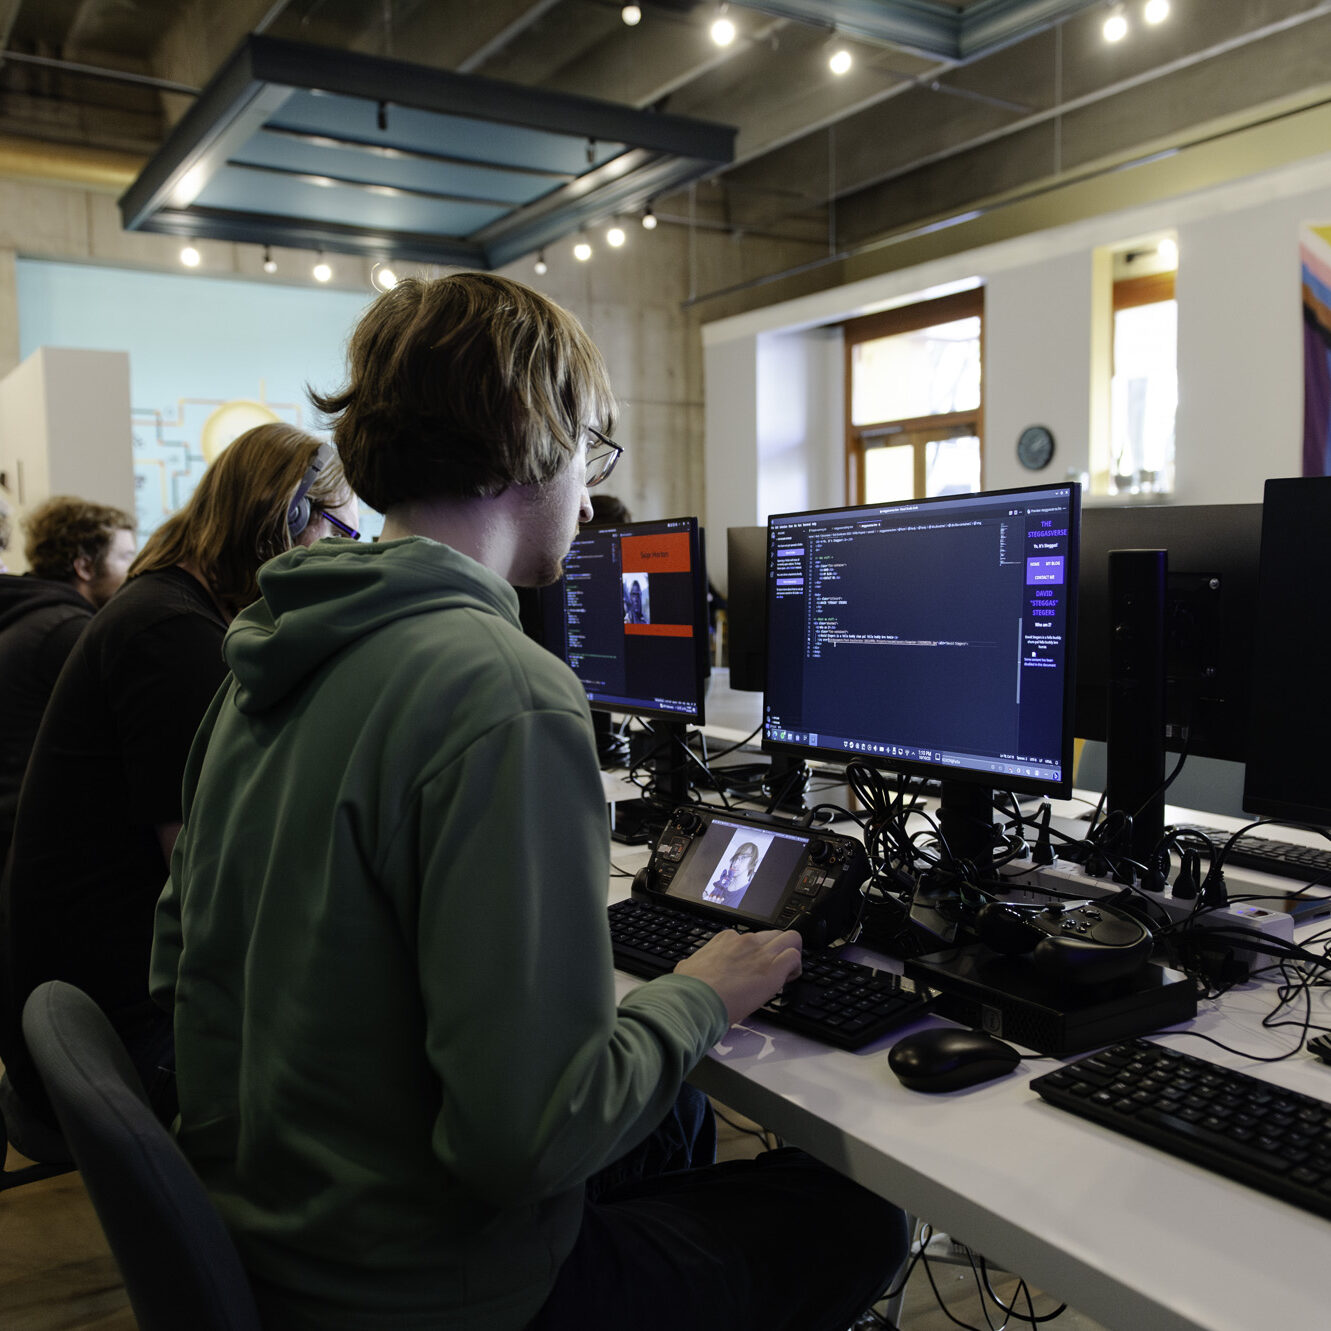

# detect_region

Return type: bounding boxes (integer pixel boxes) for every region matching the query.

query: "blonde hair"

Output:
[129,423,347,617]
[310,272,615,511]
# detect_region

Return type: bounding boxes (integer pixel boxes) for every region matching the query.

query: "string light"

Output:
[262,245,277,274]
[534,251,548,275]
[710,5,736,46]
[313,255,333,282]
[828,48,852,76]
[1144,0,1170,23]
[606,224,626,248]
[573,236,592,262]
[642,206,658,230]
[621,4,642,25]
[180,246,200,268]
[371,262,398,292]
[1103,6,1129,41]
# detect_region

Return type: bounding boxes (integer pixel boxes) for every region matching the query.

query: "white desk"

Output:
[610,836,1331,1331]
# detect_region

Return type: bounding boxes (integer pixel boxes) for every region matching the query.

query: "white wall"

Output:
[703,150,1331,518]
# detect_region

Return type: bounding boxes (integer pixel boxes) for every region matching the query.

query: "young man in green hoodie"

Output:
[151,272,906,1331]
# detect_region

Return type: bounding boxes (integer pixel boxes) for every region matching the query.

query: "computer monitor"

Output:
[1075,502,1262,764]
[1244,477,1331,825]
[725,526,767,692]
[763,483,1080,866]
[538,516,708,838]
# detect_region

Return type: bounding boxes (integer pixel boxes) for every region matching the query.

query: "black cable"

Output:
[979,1259,1067,1324]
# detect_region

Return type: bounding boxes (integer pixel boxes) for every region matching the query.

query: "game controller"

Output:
[973,899,1153,986]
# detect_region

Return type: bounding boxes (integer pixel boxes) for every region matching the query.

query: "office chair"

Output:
[21,980,262,1331]
[0,1069,73,1190]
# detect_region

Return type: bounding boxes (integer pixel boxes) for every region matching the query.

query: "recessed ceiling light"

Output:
[180,246,201,267]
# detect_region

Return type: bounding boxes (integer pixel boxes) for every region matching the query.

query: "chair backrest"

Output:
[21,980,262,1331]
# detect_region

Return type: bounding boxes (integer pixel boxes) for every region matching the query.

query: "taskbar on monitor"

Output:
[587,692,697,717]
[764,727,1060,785]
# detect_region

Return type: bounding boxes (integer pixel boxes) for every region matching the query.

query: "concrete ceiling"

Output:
[4,0,1331,277]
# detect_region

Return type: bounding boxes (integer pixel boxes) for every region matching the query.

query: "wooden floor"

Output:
[1,1111,1105,1331]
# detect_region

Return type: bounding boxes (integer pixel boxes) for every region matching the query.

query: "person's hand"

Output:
[674,928,803,1027]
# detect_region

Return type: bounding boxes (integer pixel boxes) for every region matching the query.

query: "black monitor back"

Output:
[725,526,767,693]
[1075,503,1261,763]
[1244,477,1331,824]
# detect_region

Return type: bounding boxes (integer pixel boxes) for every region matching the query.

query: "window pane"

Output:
[925,436,981,497]
[851,317,981,425]
[1110,300,1176,495]
[865,444,915,505]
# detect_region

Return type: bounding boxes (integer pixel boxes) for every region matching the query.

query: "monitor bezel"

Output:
[760,483,1080,802]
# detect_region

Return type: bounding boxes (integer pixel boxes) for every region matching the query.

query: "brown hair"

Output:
[23,496,135,581]
[310,272,615,512]
[129,423,348,617]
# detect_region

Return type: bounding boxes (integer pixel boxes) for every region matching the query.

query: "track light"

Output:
[642,206,658,230]
[606,224,626,248]
[573,236,592,262]
[621,4,642,24]
[534,251,548,276]
[1103,6,1128,41]
[262,245,277,274]
[828,47,852,76]
[710,5,735,46]
[1144,0,1169,22]
[313,255,332,282]
[180,245,200,268]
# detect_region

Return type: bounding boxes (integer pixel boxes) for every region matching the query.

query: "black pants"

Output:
[533,1087,909,1331]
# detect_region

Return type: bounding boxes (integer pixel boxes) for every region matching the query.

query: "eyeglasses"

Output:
[586,427,624,488]
[318,509,361,540]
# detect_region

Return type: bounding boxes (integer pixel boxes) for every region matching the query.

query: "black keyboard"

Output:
[608,897,932,1051]
[1182,825,1331,883]
[1032,1039,1331,1221]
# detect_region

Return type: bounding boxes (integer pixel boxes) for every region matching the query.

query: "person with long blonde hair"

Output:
[0,423,357,1133]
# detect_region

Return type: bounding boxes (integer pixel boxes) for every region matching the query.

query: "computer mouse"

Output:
[887,1026,1022,1093]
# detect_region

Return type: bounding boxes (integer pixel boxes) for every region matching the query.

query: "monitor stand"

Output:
[762,753,812,817]
[610,719,690,845]
[936,781,1000,874]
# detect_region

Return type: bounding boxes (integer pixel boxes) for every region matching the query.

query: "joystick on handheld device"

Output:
[974,899,1152,986]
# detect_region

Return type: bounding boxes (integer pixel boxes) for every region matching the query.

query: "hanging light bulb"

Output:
[534,251,549,276]
[710,5,736,46]
[262,245,277,274]
[621,4,642,25]
[1144,0,1170,23]
[313,255,333,282]
[1103,6,1129,41]
[573,236,593,262]
[641,205,658,230]
[828,47,852,76]
[180,245,201,268]
[371,262,398,292]
[606,224,626,248]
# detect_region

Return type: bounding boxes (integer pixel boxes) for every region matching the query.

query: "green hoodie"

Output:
[150,537,727,1330]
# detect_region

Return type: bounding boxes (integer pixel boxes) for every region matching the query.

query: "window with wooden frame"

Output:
[1107,269,1177,496]
[843,288,984,506]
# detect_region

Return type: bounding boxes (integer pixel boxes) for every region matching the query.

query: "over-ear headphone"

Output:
[287,442,335,541]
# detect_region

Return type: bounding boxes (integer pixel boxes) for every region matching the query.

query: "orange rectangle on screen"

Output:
[625,623,693,638]
[621,532,691,574]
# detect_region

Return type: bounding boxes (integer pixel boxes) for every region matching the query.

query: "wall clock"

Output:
[1017,425,1055,470]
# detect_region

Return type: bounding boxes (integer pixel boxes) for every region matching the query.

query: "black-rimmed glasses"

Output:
[586,427,624,488]
[319,509,361,540]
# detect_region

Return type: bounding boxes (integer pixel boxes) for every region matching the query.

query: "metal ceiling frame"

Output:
[118,34,736,269]
[734,0,1105,60]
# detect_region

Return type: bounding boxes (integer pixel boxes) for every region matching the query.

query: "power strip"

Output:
[996,859,1294,975]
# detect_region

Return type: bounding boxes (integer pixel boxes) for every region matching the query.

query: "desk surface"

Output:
[607,774,1331,1331]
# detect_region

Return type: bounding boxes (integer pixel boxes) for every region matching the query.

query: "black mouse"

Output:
[888,1026,1022,1093]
